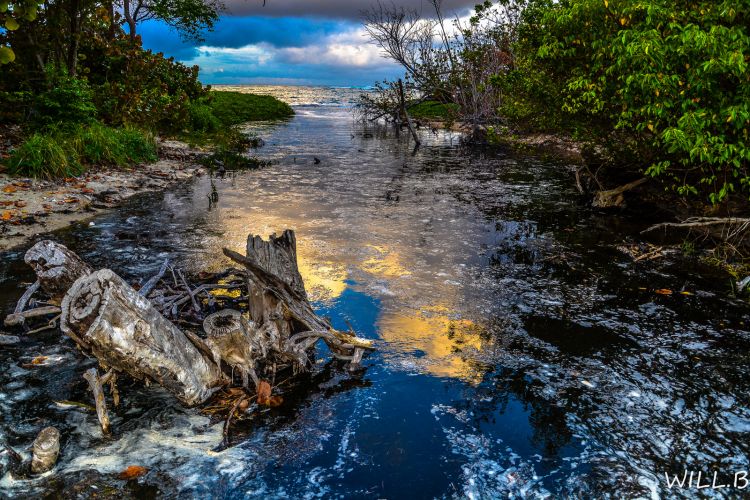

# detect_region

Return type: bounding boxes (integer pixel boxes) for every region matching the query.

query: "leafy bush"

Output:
[81,36,207,132]
[7,133,82,179]
[33,74,98,126]
[521,0,750,203]
[188,103,221,132]
[408,100,459,121]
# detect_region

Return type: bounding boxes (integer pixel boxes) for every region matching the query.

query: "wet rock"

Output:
[31,426,60,474]
[0,333,20,345]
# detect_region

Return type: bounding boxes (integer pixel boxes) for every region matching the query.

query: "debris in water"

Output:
[31,426,60,474]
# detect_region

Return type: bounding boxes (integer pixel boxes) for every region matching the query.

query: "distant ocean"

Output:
[211,85,370,108]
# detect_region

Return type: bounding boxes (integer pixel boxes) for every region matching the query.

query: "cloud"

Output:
[222,0,479,20]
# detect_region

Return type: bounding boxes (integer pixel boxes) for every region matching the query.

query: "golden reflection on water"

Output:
[378,306,486,382]
[217,203,487,382]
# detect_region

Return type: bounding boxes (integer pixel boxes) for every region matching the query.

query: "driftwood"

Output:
[61,269,223,406]
[24,241,92,300]
[592,178,647,208]
[83,368,110,434]
[9,232,375,438]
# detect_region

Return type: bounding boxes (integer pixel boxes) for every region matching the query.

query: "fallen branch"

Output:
[83,368,110,434]
[139,258,169,297]
[14,280,40,314]
[642,217,750,235]
[592,178,647,208]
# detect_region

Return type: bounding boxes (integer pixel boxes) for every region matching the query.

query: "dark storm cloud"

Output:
[139,17,349,55]
[223,0,479,19]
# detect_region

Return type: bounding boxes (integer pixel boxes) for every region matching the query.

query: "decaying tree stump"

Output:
[12,233,374,434]
[30,427,60,474]
[223,231,374,374]
[24,241,92,300]
[60,269,223,406]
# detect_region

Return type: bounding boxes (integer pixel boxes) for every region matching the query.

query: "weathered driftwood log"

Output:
[61,269,223,406]
[25,241,92,300]
[30,427,60,474]
[592,178,647,208]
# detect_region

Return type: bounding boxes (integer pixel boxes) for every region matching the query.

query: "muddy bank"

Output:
[0,141,207,251]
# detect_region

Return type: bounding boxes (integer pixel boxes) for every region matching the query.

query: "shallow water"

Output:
[2,86,750,498]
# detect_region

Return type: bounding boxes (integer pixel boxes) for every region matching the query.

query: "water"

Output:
[1,85,750,498]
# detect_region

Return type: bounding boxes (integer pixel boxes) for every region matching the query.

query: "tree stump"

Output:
[60,269,224,406]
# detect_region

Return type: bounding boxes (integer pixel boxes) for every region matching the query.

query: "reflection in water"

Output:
[1,88,750,498]
[378,306,485,381]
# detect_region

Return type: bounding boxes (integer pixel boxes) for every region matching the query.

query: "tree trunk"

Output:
[397,79,420,146]
[60,269,224,406]
[123,0,137,41]
[25,240,92,301]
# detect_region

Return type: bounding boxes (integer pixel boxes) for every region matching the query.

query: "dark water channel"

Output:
[1,89,750,498]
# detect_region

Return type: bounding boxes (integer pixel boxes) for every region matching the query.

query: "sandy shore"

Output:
[0,140,207,251]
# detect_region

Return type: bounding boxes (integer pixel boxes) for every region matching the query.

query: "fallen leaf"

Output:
[0,201,13,206]
[655,289,672,295]
[679,291,693,296]
[257,380,272,405]
[2,185,17,193]
[42,204,52,211]
[1,210,13,221]
[12,181,30,188]
[14,200,26,208]
[32,355,48,365]
[63,197,79,203]
[257,381,283,407]
[80,187,95,194]
[118,465,148,480]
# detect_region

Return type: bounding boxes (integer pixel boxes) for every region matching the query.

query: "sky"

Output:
[139,0,479,87]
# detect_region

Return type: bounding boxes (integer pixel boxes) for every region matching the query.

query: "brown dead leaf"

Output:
[31,355,48,365]
[14,200,26,208]
[118,465,148,480]
[1,211,13,221]
[63,197,79,203]
[257,380,272,405]
[257,380,283,407]
[80,187,95,194]
[2,185,17,193]
[42,204,52,211]
[655,289,673,295]
[0,201,13,206]
[12,181,30,188]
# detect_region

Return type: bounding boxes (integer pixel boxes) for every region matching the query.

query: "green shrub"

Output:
[34,74,98,126]
[188,103,221,132]
[521,0,750,203]
[408,100,459,121]
[7,133,82,179]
